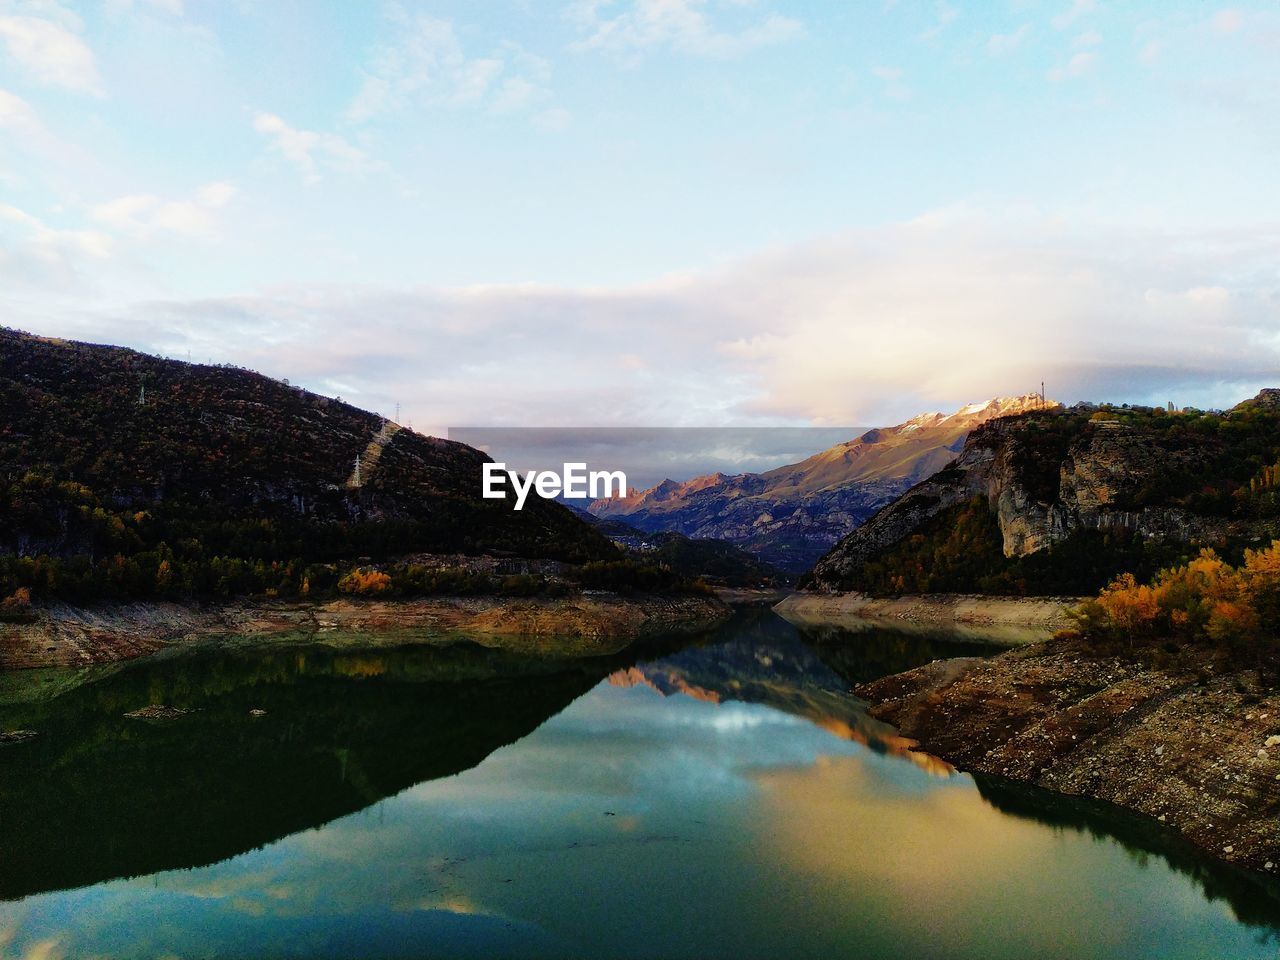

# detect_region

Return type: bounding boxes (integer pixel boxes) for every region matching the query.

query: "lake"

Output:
[1,610,1278,959]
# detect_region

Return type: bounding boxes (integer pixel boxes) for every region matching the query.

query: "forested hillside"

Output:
[0,328,615,602]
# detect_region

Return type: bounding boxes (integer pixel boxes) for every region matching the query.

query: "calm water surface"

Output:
[1,611,1277,959]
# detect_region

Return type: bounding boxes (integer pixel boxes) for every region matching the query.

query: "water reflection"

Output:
[0,642,637,900]
[1,611,1278,959]
[610,611,958,775]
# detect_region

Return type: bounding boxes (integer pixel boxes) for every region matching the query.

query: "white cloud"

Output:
[918,1,958,41]
[345,15,556,122]
[0,86,41,134]
[1051,0,1095,31]
[870,65,910,101]
[534,106,572,132]
[1211,9,1244,35]
[68,214,1280,429]
[569,0,802,61]
[252,113,376,184]
[492,75,538,114]
[0,202,109,257]
[0,11,102,94]
[195,181,236,207]
[987,24,1030,56]
[1138,39,1162,64]
[1073,29,1102,47]
[91,181,237,239]
[1047,51,1096,81]
[106,0,184,14]
[0,200,112,295]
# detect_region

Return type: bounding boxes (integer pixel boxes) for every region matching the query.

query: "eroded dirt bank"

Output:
[774,592,1083,644]
[856,633,1280,877]
[0,594,729,670]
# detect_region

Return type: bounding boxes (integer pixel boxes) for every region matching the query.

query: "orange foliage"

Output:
[1083,543,1280,645]
[2,586,32,609]
[337,569,392,595]
[1096,573,1161,634]
[1204,600,1261,643]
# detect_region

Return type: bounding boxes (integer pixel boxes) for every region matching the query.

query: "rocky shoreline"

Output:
[774,591,1082,644]
[855,631,1280,878]
[0,593,729,670]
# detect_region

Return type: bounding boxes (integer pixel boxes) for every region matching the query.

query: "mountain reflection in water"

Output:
[1,610,1278,960]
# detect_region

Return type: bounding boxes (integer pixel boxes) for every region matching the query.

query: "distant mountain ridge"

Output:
[589,395,1054,571]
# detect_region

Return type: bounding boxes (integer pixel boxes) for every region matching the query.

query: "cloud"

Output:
[106,0,184,14]
[345,15,556,122]
[0,202,110,258]
[91,181,237,239]
[1051,0,1095,31]
[57,212,1280,430]
[0,200,112,295]
[0,86,41,134]
[1211,9,1244,35]
[870,65,910,101]
[986,24,1030,56]
[569,0,802,61]
[917,1,958,42]
[1047,51,1096,81]
[533,106,572,131]
[252,113,376,184]
[0,10,102,94]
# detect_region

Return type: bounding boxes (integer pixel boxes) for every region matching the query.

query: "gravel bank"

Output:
[773,592,1083,644]
[0,594,729,670]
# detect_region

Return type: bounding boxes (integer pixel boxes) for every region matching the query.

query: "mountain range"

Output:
[589,395,1054,571]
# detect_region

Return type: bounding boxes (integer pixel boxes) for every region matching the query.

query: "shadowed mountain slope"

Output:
[0,328,614,600]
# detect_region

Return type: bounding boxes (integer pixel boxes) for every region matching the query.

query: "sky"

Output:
[1,0,1279,432]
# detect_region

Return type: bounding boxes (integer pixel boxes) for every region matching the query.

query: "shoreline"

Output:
[854,633,1280,879]
[0,593,729,671]
[773,591,1083,644]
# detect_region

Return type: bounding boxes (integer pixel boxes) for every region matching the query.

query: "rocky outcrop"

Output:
[856,633,1280,877]
[810,394,1280,591]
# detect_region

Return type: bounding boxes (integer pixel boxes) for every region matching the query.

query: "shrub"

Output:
[337,569,393,595]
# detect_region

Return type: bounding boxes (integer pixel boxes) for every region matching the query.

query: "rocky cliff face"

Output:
[590,395,1052,571]
[809,394,1280,593]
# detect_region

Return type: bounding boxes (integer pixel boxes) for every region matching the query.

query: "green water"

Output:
[1,612,1277,959]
